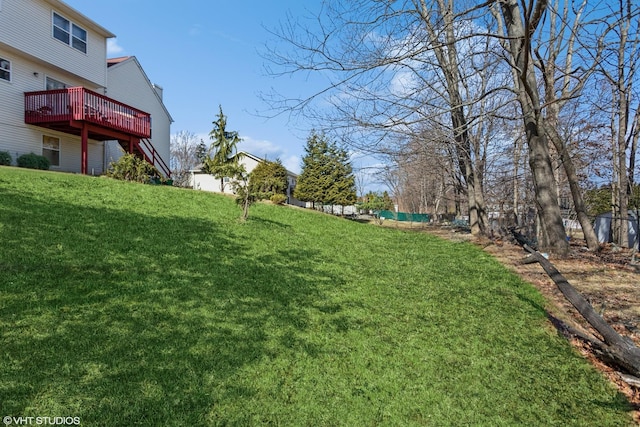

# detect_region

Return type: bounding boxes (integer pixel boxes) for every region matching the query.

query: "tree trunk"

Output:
[544,124,601,250]
[420,0,488,237]
[528,131,569,255]
[451,107,488,236]
[497,0,569,256]
[520,242,640,376]
[513,133,523,226]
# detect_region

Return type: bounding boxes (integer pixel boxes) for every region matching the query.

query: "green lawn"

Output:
[0,167,633,426]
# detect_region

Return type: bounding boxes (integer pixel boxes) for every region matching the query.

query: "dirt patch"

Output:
[380,221,640,422]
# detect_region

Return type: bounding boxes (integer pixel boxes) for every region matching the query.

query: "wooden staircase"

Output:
[119,138,171,178]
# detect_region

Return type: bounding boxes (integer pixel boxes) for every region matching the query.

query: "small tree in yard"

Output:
[203,106,253,220]
[195,139,208,164]
[204,105,244,192]
[326,144,357,213]
[295,131,331,208]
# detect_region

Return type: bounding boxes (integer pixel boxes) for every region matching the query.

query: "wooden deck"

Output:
[24,87,169,177]
[25,86,151,139]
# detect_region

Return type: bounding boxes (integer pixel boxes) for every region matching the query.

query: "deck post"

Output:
[81,124,88,174]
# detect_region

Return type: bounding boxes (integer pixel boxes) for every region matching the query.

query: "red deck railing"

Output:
[138,138,171,179]
[25,87,151,138]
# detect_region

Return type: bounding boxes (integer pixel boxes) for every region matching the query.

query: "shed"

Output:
[593,211,639,248]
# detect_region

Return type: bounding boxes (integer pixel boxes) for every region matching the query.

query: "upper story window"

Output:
[53,12,87,53]
[0,57,10,82]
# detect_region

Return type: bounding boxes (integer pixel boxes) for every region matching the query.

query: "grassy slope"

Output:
[0,167,633,426]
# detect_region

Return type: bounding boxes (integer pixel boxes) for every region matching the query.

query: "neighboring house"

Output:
[190,151,304,207]
[0,0,171,176]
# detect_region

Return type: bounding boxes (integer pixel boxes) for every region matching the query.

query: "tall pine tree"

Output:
[296,131,356,212]
[204,105,244,193]
[295,131,330,208]
[203,106,254,220]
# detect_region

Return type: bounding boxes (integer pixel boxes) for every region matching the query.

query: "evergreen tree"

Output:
[327,143,357,209]
[249,159,289,200]
[360,191,394,212]
[382,191,394,210]
[203,105,245,193]
[295,131,331,207]
[296,131,356,212]
[203,106,254,220]
[195,139,208,164]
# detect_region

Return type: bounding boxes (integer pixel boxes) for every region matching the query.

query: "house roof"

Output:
[47,0,116,38]
[106,56,174,123]
[190,151,298,177]
[107,56,131,67]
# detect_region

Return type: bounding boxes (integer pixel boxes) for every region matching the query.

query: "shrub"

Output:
[0,151,12,166]
[107,153,158,183]
[270,193,287,205]
[17,153,50,170]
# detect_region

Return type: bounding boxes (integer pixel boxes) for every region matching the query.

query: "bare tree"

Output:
[529,0,603,250]
[170,130,200,188]
[266,0,623,255]
[491,0,570,255]
[389,128,458,216]
[593,0,640,248]
[264,0,507,236]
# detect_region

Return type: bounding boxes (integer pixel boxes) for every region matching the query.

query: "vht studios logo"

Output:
[3,417,80,425]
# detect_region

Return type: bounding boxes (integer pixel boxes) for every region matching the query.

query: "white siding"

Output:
[0,1,170,177]
[0,0,111,88]
[192,173,226,194]
[190,154,299,201]
[0,49,105,171]
[190,155,261,195]
[45,130,104,174]
[106,58,172,171]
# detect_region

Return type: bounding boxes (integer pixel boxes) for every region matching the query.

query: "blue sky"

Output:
[62,0,324,174]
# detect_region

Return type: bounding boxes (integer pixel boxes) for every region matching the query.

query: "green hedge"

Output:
[0,151,12,166]
[17,153,50,170]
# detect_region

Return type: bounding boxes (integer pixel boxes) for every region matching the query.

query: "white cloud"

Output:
[390,70,418,97]
[107,39,124,56]
[281,155,301,175]
[240,135,284,159]
[240,136,301,174]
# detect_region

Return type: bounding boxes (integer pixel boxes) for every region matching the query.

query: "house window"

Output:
[46,77,68,90]
[0,57,10,82]
[53,12,87,53]
[42,136,60,167]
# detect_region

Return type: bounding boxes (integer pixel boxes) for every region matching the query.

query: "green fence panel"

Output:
[378,210,430,222]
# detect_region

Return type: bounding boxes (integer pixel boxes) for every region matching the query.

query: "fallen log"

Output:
[516,240,640,377]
